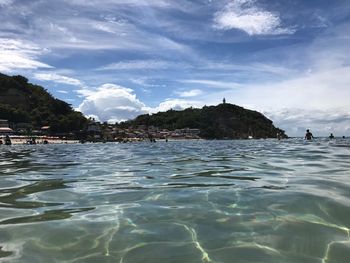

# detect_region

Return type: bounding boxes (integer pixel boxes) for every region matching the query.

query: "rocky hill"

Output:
[0,73,87,133]
[119,103,287,139]
[0,73,287,139]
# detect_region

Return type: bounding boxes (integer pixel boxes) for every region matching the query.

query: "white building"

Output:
[0,119,13,134]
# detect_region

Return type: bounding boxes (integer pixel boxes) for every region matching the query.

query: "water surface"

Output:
[1,139,350,262]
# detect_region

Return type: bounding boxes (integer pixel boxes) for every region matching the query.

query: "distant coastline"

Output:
[1,135,79,145]
[1,73,287,141]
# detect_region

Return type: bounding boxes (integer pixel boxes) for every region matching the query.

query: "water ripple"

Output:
[0,139,350,262]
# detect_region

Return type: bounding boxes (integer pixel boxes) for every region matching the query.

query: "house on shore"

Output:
[41,126,51,135]
[87,120,102,139]
[0,119,13,135]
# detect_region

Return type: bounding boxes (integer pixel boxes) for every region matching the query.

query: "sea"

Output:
[0,139,350,263]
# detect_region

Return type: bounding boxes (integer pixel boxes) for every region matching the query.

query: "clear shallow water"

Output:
[0,139,350,263]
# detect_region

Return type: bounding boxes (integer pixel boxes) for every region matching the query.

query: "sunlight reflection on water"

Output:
[0,139,350,262]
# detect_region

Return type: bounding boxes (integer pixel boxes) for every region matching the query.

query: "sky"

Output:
[1,0,350,136]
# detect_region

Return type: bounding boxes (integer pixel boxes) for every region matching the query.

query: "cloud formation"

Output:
[180,79,241,89]
[0,38,51,72]
[151,99,200,114]
[214,0,295,35]
[0,0,13,6]
[77,84,148,123]
[176,89,202,97]
[197,64,350,136]
[66,0,172,8]
[98,60,175,71]
[34,73,83,86]
[77,83,202,123]
[1,0,349,135]
[265,109,350,137]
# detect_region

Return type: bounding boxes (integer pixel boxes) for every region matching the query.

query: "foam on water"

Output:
[0,139,350,262]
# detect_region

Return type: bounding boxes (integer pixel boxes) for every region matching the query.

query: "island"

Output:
[0,73,87,135]
[118,102,287,140]
[0,73,287,143]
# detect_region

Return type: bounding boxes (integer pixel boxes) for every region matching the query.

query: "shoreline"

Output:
[1,136,347,146]
[0,136,79,145]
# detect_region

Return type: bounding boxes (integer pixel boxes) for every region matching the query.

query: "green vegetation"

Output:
[0,73,88,133]
[0,73,286,139]
[119,104,287,139]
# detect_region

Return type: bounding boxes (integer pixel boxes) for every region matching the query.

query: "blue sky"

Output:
[1,0,350,136]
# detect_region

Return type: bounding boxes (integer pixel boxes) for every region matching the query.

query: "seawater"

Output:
[0,139,350,263]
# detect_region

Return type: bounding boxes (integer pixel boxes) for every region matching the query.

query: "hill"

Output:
[0,73,87,133]
[118,103,287,139]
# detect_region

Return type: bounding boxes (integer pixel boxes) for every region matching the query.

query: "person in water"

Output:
[305,129,314,140]
[329,133,335,139]
[276,132,282,140]
[4,135,12,145]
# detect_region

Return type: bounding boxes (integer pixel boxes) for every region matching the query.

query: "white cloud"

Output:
[213,0,295,35]
[77,83,148,123]
[77,83,201,122]
[34,73,83,86]
[98,60,174,71]
[0,4,191,55]
[27,17,190,53]
[176,89,202,97]
[0,38,52,72]
[0,0,13,6]
[203,61,295,76]
[150,99,200,113]
[130,78,166,88]
[67,0,172,8]
[180,79,241,89]
[57,90,68,94]
[0,0,195,69]
[240,67,350,110]
[197,65,350,136]
[92,23,116,34]
[195,23,350,137]
[130,78,148,86]
[265,108,350,137]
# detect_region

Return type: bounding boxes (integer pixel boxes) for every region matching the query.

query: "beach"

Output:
[1,136,79,145]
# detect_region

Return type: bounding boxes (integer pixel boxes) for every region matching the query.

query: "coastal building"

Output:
[0,119,9,128]
[101,125,115,141]
[13,122,32,133]
[148,126,158,133]
[174,128,200,137]
[0,127,13,134]
[87,122,101,133]
[0,119,13,134]
[87,121,102,139]
[41,126,50,135]
[187,128,200,136]
[137,125,147,131]
[159,129,170,138]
